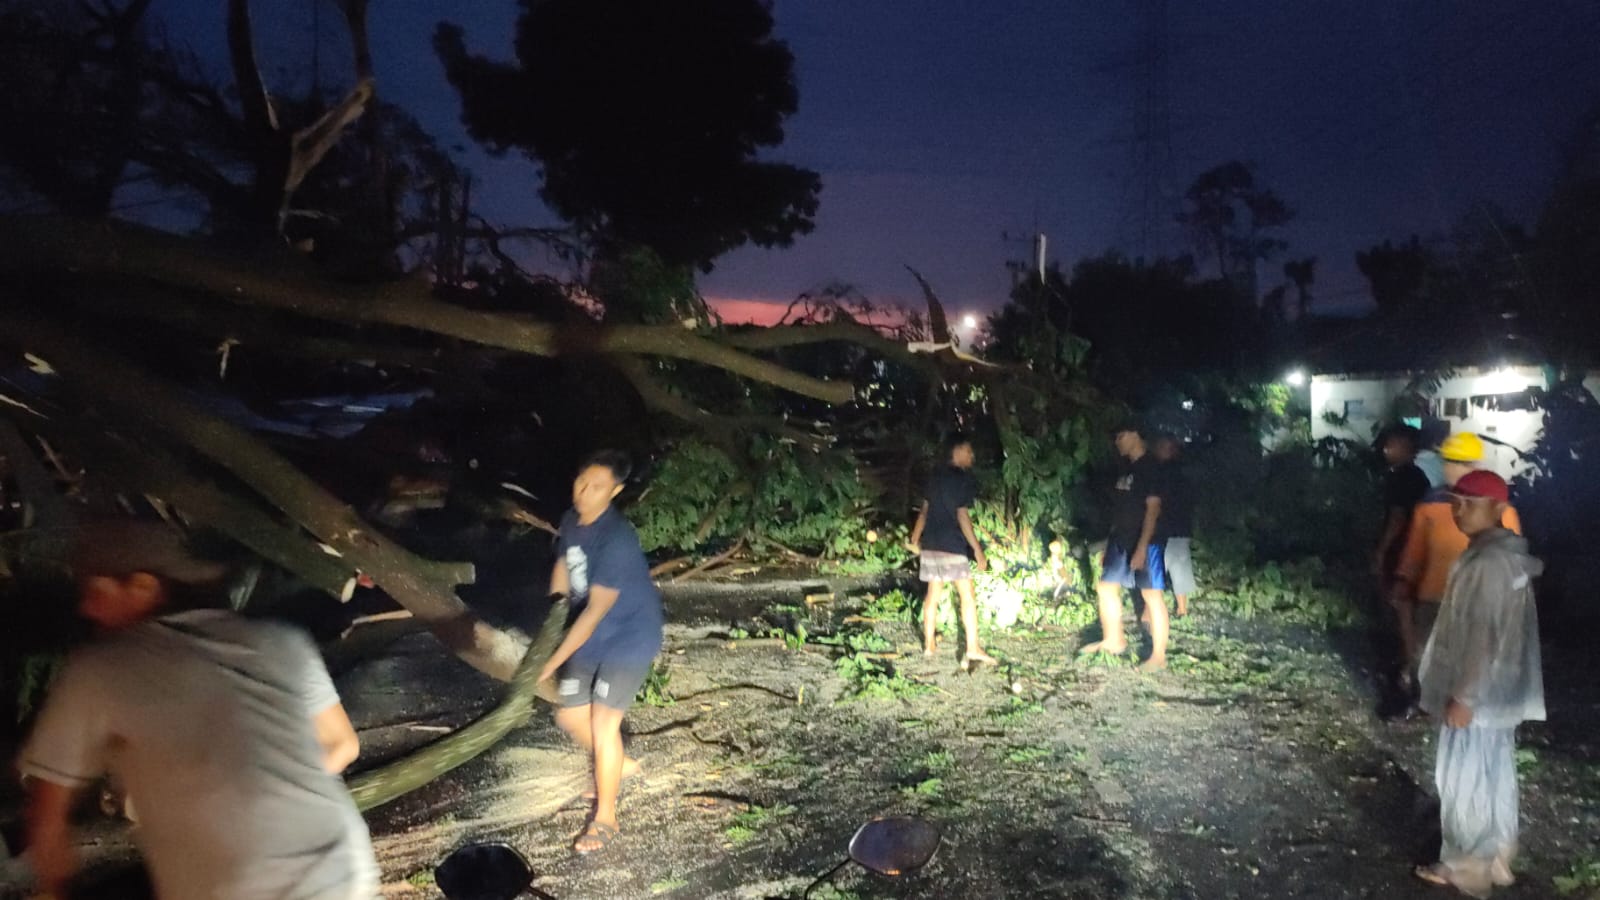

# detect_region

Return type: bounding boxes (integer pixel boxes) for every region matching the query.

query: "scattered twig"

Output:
[504,506,558,536]
[672,538,746,583]
[1072,814,1132,828]
[348,609,414,628]
[630,715,704,738]
[674,683,799,703]
[649,556,693,578]
[34,436,79,484]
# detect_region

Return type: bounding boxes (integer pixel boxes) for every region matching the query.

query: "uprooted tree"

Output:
[0,0,1101,807]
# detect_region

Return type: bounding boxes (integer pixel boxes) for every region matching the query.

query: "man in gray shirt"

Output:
[19,521,378,899]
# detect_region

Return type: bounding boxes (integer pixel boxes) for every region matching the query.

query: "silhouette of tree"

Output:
[1175,161,1293,296]
[435,0,821,271]
[996,253,1264,404]
[1355,236,1429,314]
[0,0,376,239]
[1284,256,1317,319]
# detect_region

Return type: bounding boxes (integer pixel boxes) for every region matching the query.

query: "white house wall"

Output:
[1309,367,1600,479]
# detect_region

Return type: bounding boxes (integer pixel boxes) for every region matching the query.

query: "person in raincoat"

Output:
[1391,432,1523,717]
[1414,470,1545,897]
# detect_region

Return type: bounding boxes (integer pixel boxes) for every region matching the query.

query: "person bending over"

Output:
[20,520,376,899]
[538,450,664,855]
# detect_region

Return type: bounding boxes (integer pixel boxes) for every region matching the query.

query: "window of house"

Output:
[1343,399,1366,418]
[1443,398,1468,419]
[1469,390,1537,412]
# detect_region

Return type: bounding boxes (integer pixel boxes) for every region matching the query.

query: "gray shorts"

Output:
[556,656,654,712]
[1164,537,1197,596]
[919,550,972,582]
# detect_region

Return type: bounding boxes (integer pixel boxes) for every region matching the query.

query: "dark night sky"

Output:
[150,1,1600,321]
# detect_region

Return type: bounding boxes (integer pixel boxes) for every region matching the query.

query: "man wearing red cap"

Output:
[1391,433,1522,716]
[1413,471,1544,897]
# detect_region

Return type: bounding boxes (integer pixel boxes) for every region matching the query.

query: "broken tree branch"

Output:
[610,356,829,451]
[0,310,528,681]
[0,216,855,404]
[26,415,358,599]
[285,78,375,198]
[673,538,746,583]
[347,596,569,811]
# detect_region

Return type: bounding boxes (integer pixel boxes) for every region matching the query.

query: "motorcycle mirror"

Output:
[847,816,941,877]
[435,842,537,900]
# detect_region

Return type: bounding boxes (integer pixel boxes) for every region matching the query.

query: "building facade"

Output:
[1309,366,1600,479]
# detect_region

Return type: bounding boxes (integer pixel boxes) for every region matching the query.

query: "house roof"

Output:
[1295,311,1547,376]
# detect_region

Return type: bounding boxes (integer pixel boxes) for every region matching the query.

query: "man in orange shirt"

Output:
[1391,433,1522,713]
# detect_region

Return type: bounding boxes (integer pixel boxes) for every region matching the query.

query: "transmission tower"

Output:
[1129,0,1177,258]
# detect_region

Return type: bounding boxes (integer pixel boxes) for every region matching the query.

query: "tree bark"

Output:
[0,311,529,681]
[28,417,359,599]
[347,596,569,811]
[0,215,854,404]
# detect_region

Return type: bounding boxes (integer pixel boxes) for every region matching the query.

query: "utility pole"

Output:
[1002,229,1049,287]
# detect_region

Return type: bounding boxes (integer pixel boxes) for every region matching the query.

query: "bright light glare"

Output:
[1285,370,1307,387]
[1180,399,1195,411]
[961,314,979,330]
[1482,366,1523,394]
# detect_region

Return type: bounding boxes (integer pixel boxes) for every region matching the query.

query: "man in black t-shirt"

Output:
[1080,424,1173,671]
[907,433,994,666]
[1372,425,1430,712]
[1375,426,1430,583]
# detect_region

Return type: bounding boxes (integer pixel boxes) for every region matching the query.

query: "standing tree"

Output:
[1283,256,1317,319]
[1175,161,1293,298]
[1355,236,1429,314]
[435,0,822,272]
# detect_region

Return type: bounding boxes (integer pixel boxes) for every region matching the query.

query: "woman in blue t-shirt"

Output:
[537,450,664,855]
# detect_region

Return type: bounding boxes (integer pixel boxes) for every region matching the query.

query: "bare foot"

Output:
[1137,656,1167,673]
[1078,640,1128,657]
[923,645,937,658]
[582,757,641,801]
[965,651,997,665]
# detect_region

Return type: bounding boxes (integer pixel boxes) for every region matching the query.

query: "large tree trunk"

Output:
[0,311,527,680]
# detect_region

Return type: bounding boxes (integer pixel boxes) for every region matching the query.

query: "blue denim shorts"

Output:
[1100,541,1167,592]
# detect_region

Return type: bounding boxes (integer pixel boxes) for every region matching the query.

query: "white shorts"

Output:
[919,551,972,582]
[1165,537,1197,596]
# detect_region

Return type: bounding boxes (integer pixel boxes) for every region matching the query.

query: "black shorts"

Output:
[556,656,654,712]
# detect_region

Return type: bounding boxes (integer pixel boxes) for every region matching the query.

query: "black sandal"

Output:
[575,821,620,855]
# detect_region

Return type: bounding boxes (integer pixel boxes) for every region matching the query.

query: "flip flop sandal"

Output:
[1413,864,1452,887]
[575,821,620,855]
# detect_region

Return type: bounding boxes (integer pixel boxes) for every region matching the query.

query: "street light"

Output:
[1285,369,1307,387]
[961,314,979,330]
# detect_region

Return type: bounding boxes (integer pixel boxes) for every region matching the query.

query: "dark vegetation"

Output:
[0,2,1598,892]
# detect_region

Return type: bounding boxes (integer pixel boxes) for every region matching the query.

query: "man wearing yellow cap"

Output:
[1391,433,1523,713]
